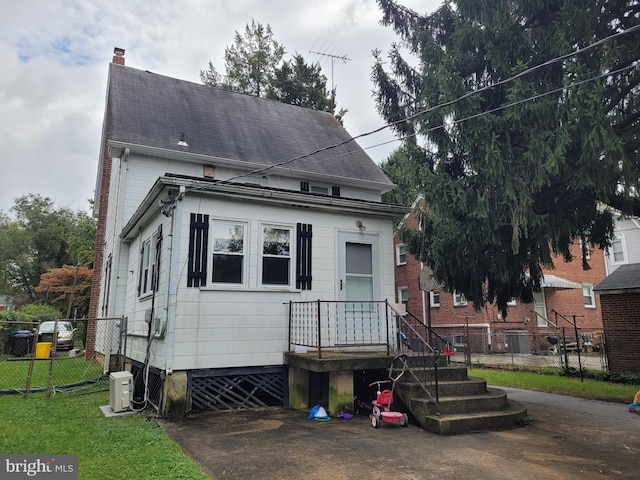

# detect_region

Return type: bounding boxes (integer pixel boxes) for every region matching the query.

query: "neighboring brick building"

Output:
[594,263,640,374]
[394,197,607,354]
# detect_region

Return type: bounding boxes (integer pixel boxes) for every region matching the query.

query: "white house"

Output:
[605,213,640,274]
[91,49,407,417]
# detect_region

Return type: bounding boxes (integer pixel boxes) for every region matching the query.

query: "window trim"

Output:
[398,286,408,305]
[609,237,627,265]
[583,284,596,309]
[429,291,440,308]
[260,223,294,288]
[396,244,407,266]
[210,219,248,287]
[453,290,467,307]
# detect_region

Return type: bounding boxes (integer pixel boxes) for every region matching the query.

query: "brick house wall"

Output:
[394,198,607,352]
[598,292,640,374]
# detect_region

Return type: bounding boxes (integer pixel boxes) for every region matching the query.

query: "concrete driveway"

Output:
[159,387,640,479]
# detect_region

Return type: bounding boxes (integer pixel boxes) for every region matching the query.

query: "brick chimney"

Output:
[112,47,125,65]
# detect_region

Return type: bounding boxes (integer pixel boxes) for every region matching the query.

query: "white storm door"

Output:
[338,233,381,344]
[533,289,547,327]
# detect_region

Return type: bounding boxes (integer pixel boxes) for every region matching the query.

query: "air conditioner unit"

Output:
[109,371,133,413]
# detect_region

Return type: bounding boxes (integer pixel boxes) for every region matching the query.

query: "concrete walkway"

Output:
[159,387,640,480]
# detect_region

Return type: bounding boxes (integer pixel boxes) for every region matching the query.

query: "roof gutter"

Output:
[120,175,409,241]
[107,140,396,193]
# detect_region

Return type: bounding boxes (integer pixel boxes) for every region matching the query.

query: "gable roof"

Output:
[594,263,640,294]
[104,64,394,189]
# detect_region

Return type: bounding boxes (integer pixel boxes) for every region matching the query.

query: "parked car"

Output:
[38,321,75,350]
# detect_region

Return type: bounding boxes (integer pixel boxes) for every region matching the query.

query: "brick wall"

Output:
[599,292,640,374]
[394,199,607,347]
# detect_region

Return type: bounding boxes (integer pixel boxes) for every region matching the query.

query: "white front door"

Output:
[533,289,547,327]
[337,232,381,343]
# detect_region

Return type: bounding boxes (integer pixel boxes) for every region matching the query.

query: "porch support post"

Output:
[288,366,309,410]
[328,371,353,416]
[162,370,188,420]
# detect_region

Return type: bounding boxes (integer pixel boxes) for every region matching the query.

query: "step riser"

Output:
[397,364,527,435]
[409,394,509,416]
[404,367,469,382]
[399,379,487,398]
[423,403,528,435]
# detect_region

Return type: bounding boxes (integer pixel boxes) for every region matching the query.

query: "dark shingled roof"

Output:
[106,64,394,188]
[594,263,640,293]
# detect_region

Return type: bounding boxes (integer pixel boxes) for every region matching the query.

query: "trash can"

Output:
[12,330,35,357]
[35,342,52,359]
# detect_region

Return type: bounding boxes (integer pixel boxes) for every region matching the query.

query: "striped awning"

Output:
[541,274,582,289]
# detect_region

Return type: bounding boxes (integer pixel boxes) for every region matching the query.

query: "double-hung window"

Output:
[396,244,407,265]
[610,237,626,264]
[139,238,152,296]
[261,225,293,286]
[212,221,246,285]
[583,284,595,308]
[430,291,440,308]
[453,291,467,306]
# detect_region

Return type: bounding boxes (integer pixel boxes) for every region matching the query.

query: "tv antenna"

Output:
[309,49,351,91]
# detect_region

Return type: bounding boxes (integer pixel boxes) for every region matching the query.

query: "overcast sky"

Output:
[0,0,441,215]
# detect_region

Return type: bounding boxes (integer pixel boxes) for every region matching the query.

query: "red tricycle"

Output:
[369,354,409,428]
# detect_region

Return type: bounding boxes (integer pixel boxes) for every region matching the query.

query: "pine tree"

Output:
[373,0,640,314]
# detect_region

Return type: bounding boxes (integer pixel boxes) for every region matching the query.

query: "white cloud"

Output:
[0,0,441,214]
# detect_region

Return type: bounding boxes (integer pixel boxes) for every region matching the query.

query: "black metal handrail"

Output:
[388,304,454,404]
[288,300,392,358]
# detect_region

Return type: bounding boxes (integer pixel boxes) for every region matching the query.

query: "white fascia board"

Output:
[120,175,408,242]
[107,140,395,194]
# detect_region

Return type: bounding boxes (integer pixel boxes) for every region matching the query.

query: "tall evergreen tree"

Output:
[200,20,285,97]
[267,53,347,122]
[372,0,640,314]
[201,22,346,120]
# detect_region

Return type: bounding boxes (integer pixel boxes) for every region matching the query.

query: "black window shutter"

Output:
[331,186,341,197]
[188,213,209,287]
[300,181,310,192]
[296,223,312,290]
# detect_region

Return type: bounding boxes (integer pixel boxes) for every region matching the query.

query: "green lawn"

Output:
[1,367,636,480]
[469,367,639,403]
[0,390,210,480]
[0,356,104,390]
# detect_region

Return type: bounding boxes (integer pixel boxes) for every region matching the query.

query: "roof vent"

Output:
[177,132,189,147]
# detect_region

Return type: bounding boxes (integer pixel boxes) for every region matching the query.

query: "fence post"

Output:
[317,299,322,359]
[288,301,293,353]
[562,327,569,373]
[573,315,584,382]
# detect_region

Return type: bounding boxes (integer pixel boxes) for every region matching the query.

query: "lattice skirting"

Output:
[188,366,288,412]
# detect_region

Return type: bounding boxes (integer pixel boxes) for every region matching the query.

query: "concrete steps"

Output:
[396,364,528,435]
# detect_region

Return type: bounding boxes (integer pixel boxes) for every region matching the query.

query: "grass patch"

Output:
[469,367,639,403]
[0,356,104,390]
[0,390,209,480]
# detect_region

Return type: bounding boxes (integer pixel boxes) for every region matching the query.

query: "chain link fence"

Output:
[432,326,609,375]
[0,318,124,397]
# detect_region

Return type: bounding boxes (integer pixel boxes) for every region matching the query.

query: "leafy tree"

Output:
[200,20,285,97]
[372,0,640,314]
[0,195,96,307]
[200,22,346,120]
[35,265,92,318]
